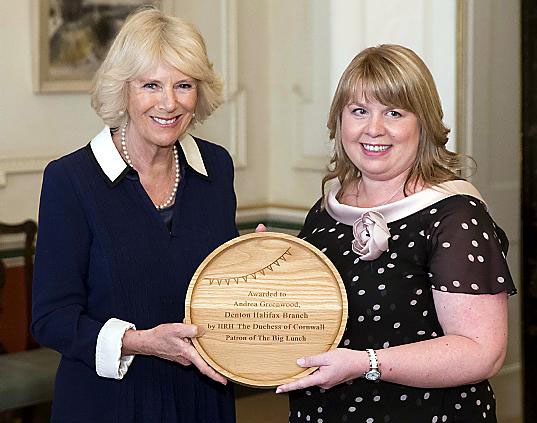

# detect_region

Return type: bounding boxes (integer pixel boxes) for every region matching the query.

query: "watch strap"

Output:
[366,348,379,370]
[364,348,381,381]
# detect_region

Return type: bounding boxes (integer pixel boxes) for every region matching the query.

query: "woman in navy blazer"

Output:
[32,7,238,422]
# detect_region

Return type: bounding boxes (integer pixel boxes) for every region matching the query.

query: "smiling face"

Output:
[126,62,197,149]
[341,92,421,184]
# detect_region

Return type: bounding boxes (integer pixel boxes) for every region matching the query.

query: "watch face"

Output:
[365,370,381,381]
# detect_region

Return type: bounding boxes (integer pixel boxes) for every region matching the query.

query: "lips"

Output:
[362,143,391,152]
[151,116,179,125]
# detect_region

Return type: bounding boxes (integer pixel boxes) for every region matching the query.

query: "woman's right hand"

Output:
[122,323,227,385]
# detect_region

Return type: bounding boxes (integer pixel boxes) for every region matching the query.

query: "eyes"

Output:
[350,106,403,118]
[351,107,367,115]
[140,81,196,91]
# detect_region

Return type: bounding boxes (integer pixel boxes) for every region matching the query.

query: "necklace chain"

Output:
[356,178,405,207]
[121,121,180,210]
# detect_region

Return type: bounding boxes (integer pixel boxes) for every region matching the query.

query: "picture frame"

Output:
[32,0,174,93]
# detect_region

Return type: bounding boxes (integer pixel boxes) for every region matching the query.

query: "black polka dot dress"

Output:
[289,185,516,423]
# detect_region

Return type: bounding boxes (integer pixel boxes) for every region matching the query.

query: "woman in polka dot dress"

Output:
[275,45,516,423]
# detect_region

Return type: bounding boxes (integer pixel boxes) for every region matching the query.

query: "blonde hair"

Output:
[91,6,222,129]
[322,44,470,205]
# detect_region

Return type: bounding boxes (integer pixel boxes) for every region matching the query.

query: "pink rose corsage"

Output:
[352,211,391,260]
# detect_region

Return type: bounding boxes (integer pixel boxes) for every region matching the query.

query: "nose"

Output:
[366,114,385,137]
[158,87,178,112]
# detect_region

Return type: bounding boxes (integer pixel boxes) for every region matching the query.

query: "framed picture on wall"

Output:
[32,0,174,93]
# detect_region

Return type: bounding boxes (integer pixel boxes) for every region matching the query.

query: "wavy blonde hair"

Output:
[91,6,222,130]
[322,44,471,205]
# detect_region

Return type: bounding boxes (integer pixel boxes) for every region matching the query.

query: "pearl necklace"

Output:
[356,178,405,207]
[121,121,180,210]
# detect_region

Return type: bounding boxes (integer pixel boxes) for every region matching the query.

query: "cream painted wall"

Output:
[0,0,458,219]
[0,1,522,421]
[0,2,100,222]
[265,0,457,215]
[459,1,521,421]
[0,0,271,223]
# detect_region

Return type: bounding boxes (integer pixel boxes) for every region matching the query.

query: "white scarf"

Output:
[325,180,485,261]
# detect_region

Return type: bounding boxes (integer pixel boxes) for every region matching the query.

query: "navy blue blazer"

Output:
[32,129,238,422]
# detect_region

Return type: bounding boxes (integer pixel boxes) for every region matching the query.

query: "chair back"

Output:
[0,260,6,353]
[0,220,38,350]
[0,259,5,297]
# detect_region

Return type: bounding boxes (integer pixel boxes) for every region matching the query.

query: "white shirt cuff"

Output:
[96,318,136,379]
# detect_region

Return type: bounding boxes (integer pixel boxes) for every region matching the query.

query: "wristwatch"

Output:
[364,349,381,381]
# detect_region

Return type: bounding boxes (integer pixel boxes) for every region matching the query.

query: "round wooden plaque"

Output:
[185,232,348,387]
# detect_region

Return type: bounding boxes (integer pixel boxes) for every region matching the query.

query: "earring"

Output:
[118,110,125,116]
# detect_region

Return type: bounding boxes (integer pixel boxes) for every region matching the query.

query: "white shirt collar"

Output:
[179,132,208,177]
[89,126,208,183]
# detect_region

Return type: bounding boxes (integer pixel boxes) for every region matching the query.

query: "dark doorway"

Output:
[522,1,537,422]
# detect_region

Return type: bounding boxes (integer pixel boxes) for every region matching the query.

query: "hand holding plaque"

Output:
[185,232,348,387]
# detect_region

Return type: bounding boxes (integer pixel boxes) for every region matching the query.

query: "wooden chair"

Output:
[0,220,38,350]
[0,220,60,418]
[0,260,6,354]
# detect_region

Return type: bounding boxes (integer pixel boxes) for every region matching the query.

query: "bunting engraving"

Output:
[205,247,292,285]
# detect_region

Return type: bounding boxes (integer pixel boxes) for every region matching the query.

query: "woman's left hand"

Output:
[276,348,366,393]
